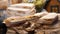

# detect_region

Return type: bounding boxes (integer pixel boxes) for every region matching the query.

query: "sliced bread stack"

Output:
[6,3,36,17]
[3,11,48,27]
[6,7,36,17]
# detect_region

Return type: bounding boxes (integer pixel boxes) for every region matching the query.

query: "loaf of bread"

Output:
[6,7,36,17]
[39,13,58,24]
[10,3,35,9]
[0,0,8,9]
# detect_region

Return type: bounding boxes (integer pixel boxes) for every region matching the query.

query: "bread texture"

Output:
[39,13,58,24]
[10,3,35,9]
[6,7,36,17]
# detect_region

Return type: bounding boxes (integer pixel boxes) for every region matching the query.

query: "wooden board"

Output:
[44,0,60,13]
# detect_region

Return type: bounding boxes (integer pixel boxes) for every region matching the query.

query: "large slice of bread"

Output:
[39,13,58,24]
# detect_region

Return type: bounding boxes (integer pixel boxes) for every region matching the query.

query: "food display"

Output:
[0,0,59,34]
[3,11,48,26]
[3,12,59,33]
[3,12,48,32]
[3,13,42,27]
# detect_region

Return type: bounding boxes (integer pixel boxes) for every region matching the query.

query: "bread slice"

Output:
[39,13,58,24]
[10,3,35,9]
[6,7,36,17]
[2,15,38,26]
[34,11,48,17]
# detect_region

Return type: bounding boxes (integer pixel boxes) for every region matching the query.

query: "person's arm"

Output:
[0,22,7,34]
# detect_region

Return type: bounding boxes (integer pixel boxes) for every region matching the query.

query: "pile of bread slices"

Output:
[5,3,36,17]
[3,11,58,31]
[3,3,58,33]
